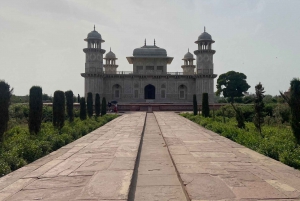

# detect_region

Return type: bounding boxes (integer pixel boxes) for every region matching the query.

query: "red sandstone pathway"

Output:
[154,112,300,200]
[0,112,146,201]
[2,112,300,200]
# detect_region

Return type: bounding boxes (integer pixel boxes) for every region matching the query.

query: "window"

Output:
[146,66,154,70]
[161,90,166,98]
[115,90,120,98]
[134,90,139,98]
[157,66,163,71]
[161,84,166,89]
[179,90,185,99]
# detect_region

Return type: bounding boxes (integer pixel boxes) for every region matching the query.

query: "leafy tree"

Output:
[202,93,210,117]
[0,81,13,142]
[253,82,265,135]
[53,90,65,129]
[216,71,250,128]
[95,93,101,117]
[87,92,93,118]
[243,95,255,104]
[193,94,197,115]
[280,78,300,143]
[65,90,74,122]
[42,93,52,101]
[101,97,107,116]
[80,97,86,120]
[28,86,43,134]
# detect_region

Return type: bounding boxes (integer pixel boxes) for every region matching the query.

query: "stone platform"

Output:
[1,112,300,200]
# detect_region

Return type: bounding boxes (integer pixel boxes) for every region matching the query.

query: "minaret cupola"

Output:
[194,27,216,74]
[104,48,118,74]
[181,49,195,75]
[83,25,106,73]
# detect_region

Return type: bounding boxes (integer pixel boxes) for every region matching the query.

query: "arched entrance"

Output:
[144,84,155,99]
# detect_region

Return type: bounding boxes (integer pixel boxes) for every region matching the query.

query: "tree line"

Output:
[0,81,108,143]
[192,71,300,144]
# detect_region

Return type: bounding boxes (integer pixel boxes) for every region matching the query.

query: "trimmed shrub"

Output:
[80,97,86,120]
[0,81,13,142]
[253,82,265,134]
[202,93,210,117]
[87,92,93,118]
[65,90,74,122]
[95,93,100,117]
[28,86,43,134]
[53,91,65,129]
[77,94,80,103]
[101,97,107,116]
[281,78,300,143]
[193,94,197,115]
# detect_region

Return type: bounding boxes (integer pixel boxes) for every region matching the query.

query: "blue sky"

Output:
[0,0,299,96]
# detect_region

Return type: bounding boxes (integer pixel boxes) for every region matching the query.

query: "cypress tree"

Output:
[87,92,93,118]
[101,97,107,116]
[95,93,101,117]
[202,93,210,117]
[281,78,300,143]
[253,82,265,135]
[53,90,65,129]
[65,90,74,122]
[77,94,80,103]
[193,94,197,115]
[29,86,43,134]
[0,81,13,142]
[80,97,87,120]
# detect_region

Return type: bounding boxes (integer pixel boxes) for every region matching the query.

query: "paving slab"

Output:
[129,113,187,201]
[154,112,300,201]
[0,112,146,201]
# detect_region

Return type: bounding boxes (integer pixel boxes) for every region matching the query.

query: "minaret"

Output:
[181,49,195,75]
[194,27,215,75]
[194,27,217,103]
[104,48,118,74]
[82,26,106,97]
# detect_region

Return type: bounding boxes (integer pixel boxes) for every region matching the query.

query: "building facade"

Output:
[81,27,217,103]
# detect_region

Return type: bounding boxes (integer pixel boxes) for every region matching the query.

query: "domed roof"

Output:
[133,39,167,57]
[198,31,212,41]
[196,27,214,43]
[183,49,194,59]
[105,48,116,59]
[85,26,104,41]
[133,46,167,57]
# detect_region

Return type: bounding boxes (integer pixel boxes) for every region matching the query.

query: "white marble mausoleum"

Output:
[81,26,217,103]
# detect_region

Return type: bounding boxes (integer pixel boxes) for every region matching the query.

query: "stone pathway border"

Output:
[0,112,146,201]
[154,112,300,201]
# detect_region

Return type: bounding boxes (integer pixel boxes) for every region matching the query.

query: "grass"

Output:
[180,113,300,170]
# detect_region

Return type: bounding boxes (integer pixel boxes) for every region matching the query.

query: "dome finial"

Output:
[110,47,111,52]
[94,25,95,31]
[154,39,156,46]
[144,38,146,46]
[188,48,189,52]
[204,26,206,32]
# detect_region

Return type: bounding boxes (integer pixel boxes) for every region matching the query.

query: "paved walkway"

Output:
[155,112,300,200]
[2,112,300,200]
[129,113,187,201]
[0,112,146,201]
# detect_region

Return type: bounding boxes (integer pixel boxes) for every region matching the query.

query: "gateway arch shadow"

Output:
[144,84,155,99]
